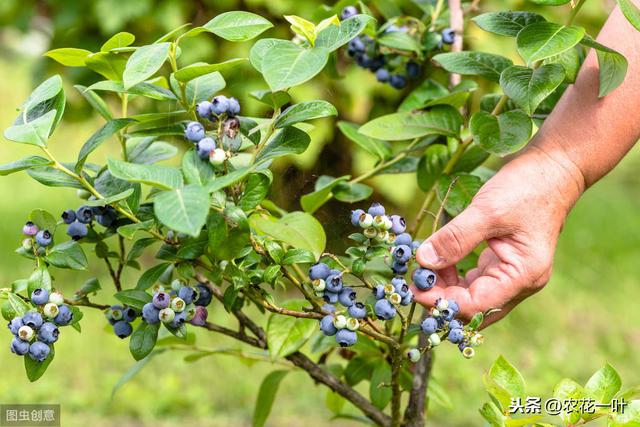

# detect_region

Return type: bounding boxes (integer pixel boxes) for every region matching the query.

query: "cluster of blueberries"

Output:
[418,298,482,359]
[21,222,53,253]
[139,282,212,330]
[60,205,118,240]
[350,202,409,246]
[105,305,138,339]
[7,288,74,362]
[341,6,456,89]
[184,94,242,165]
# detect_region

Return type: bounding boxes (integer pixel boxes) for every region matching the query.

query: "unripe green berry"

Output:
[43,303,59,319]
[346,317,359,331]
[382,216,393,230]
[312,278,326,292]
[171,297,186,312]
[18,325,35,341]
[359,213,374,228]
[209,148,227,165]
[22,238,33,250]
[76,189,91,200]
[374,230,389,242]
[185,304,197,321]
[314,290,325,298]
[363,227,377,239]
[373,215,386,230]
[386,233,396,244]
[171,279,183,291]
[159,308,175,323]
[407,348,421,363]
[389,292,402,305]
[150,283,165,294]
[436,299,449,311]
[462,347,475,359]
[470,333,484,346]
[431,308,441,318]
[110,308,123,321]
[333,314,347,330]
[428,333,441,347]
[49,291,64,306]
[383,284,395,295]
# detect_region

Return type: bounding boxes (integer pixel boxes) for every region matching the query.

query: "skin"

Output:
[414,4,640,326]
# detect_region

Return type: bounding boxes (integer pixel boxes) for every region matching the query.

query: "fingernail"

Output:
[419,242,441,267]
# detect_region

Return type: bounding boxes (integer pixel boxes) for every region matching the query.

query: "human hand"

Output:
[413,145,586,326]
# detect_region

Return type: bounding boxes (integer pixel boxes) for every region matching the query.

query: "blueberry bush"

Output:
[2,1,640,426]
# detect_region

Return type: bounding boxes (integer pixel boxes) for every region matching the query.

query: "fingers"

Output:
[416,205,493,270]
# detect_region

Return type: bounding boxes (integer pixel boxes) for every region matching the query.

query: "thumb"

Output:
[416,205,491,270]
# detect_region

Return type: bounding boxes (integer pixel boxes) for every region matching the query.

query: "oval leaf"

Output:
[470,110,532,156]
[499,64,565,115]
[154,185,210,237]
[359,106,463,141]
[204,11,273,42]
[516,22,585,65]
[123,42,171,89]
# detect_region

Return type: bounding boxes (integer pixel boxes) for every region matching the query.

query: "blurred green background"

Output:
[0,0,638,426]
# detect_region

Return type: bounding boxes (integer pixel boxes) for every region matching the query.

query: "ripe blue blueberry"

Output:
[35,230,52,247]
[196,101,213,119]
[441,308,455,321]
[322,304,336,313]
[373,285,385,300]
[37,322,59,344]
[406,61,421,79]
[374,299,396,320]
[389,74,408,89]
[421,317,438,335]
[8,317,23,335]
[122,307,137,323]
[320,315,338,336]
[448,300,460,314]
[96,207,118,228]
[22,221,38,236]
[335,329,357,347]
[325,274,343,293]
[338,287,356,307]
[10,337,30,356]
[195,284,212,307]
[30,288,49,305]
[395,233,413,247]
[449,319,463,330]
[341,6,358,20]
[309,263,331,281]
[54,304,73,326]
[28,341,50,362]
[23,312,43,329]
[61,209,76,224]
[368,202,385,217]
[170,310,188,328]
[189,306,208,326]
[412,268,437,291]
[391,261,408,275]
[442,28,455,45]
[76,206,94,224]
[142,302,160,324]
[401,290,414,306]
[178,286,197,305]
[393,245,412,263]
[113,321,133,339]
[211,96,230,115]
[184,121,205,142]
[227,97,241,116]
[323,291,339,305]
[411,240,421,252]
[350,209,365,226]
[387,215,405,235]
[375,68,390,82]
[67,221,88,240]
[448,328,464,344]
[152,292,171,309]
[348,302,366,319]
[196,137,217,159]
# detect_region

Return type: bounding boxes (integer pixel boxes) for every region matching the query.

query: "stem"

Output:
[429,0,446,31]
[390,348,402,427]
[567,0,587,26]
[119,94,129,161]
[350,137,422,185]
[252,108,281,163]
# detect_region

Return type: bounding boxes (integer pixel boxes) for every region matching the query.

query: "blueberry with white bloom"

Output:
[184,121,205,142]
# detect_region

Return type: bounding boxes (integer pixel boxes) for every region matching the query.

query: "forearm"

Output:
[529,4,640,189]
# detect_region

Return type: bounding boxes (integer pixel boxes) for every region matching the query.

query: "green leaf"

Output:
[370,364,392,409]
[27,265,52,295]
[204,11,273,42]
[27,166,83,189]
[101,32,136,52]
[239,173,271,211]
[516,22,585,65]
[399,79,450,112]
[489,356,526,400]
[182,149,215,186]
[417,144,449,191]
[129,321,160,361]
[115,289,152,310]
[250,90,291,109]
[249,38,280,73]
[4,110,57,147]
[332,182,373,203]
[472,12,546,37]
[267,299,316,359]
[436,173,482,216]
[253,370,289,427]
[585,363,622,404]
[0,156,52,176]
[108,158,183,190]
[470,111,532,156]
[378,31,422,53]
[85,52,127,80]
[87,80,177,101]
[7,293,31,317]
[24,346,55,382]
[256,126,311,163]
[207,207,250,260]
[174,59,247,82]
[74,85,113,120]
[609,400,640,427]
[528,0,570,4]
[154,185,210,237]
[205,166,252,193]
[315,15,373,51]
[301,175,349,213]
[337,121,390,160]
[123,42,171,89]
[479,401,506,427]
[250,211,326,259]
[183,72,226,106]
[111,349,165,398]
[136,263,172,291]
[76,119,135,172]
[29,209,57,233]
[433,51,513,82]
[282,248,316,265]
[44,48,92,66]
[261,40,329,91]
[553,378,586,425]
[617,0,640,32]
[45,241,88,270]
[274,101,337,128]
[359,106,463,141]
[581,37,628,98]
[117,220,154,239]
[499,64,565,116]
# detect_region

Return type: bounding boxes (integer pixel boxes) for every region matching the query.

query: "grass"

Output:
[0,52,639,426]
